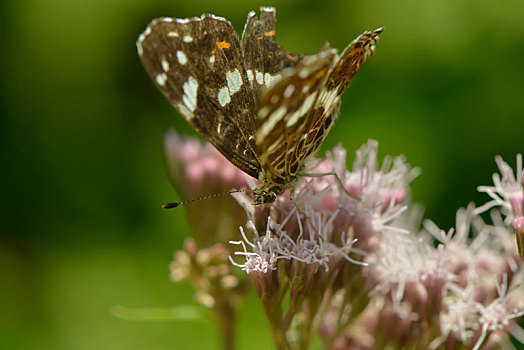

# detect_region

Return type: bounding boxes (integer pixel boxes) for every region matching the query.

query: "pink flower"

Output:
[475,154,524,259]
[476,154,523,223]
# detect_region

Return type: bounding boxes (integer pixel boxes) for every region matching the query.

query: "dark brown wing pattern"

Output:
[137,15,261,178]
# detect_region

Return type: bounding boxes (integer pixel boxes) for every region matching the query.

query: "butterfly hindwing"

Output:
[137,15,261,178]
[241,7,303,96]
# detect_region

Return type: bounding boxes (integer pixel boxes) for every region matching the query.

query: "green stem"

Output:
[216,301,236,350]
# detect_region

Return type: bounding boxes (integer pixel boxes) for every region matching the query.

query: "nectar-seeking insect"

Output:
[137,7,382,206]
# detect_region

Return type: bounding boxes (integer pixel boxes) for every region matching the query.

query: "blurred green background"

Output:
[1,0,523,349]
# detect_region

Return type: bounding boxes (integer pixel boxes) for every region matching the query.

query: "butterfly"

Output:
[137,7,381,206]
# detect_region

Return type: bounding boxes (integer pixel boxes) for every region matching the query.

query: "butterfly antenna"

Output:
[163,188,252,208]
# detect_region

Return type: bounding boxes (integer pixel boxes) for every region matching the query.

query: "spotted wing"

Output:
[137,15,261,178]
[255,28,382,185]
[241,7,304,96]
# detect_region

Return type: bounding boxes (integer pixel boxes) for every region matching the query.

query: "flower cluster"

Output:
[167,133,523,349]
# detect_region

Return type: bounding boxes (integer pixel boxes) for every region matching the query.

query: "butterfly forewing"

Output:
[241,7,304,96]
[137,15,261,178]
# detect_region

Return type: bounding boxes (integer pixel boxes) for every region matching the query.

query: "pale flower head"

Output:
[475,154,524,259]
[475,154,523,222]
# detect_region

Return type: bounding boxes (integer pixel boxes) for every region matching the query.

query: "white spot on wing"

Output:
[183,35,193,42]
[209,55,215,63]
[298,67,312,79]
[156,73,167,86]
[320,89,338,110]
[264,73,272,86]
[176,50,187,65]
[255,71,264,85]
[286,92,317,127]
[161,59,170,72]
[208,14,228,22]
[226,69,243,95]
[177,103,193,120]
[300,93,316,114]
[218,86,231,107]
[167,31,179,37]
[264,73,281,89]
[217,123,222,133]
[260,106,287,137]
[182,76,198,112]
[136,28,149,56]
[283,84,295,98]
[286,110,301,127]
[258,106,270,119]
[246,70,254,82]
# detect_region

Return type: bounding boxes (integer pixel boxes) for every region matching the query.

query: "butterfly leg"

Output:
[290,190,324,241]
[303,171,359,200]
[261,206,281,238]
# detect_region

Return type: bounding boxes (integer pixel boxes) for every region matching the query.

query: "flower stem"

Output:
[216,301,236,350]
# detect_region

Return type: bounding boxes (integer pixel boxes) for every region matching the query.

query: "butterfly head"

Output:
[252,189,277,206]
[252,176,285,206]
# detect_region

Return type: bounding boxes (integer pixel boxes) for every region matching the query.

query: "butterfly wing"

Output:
[254,48,338,185]
[324,28,383,95]
[241,7,304,96]
[255,29,382,186]
[137,15,261,178]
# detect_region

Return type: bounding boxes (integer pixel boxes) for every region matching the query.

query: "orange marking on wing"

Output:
[287,54,298,61]
[314,69,326,80]
[216,41,231,49]
[264,30,275,37]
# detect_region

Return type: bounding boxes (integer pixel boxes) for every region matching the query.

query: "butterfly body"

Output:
[137,7,381,206]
